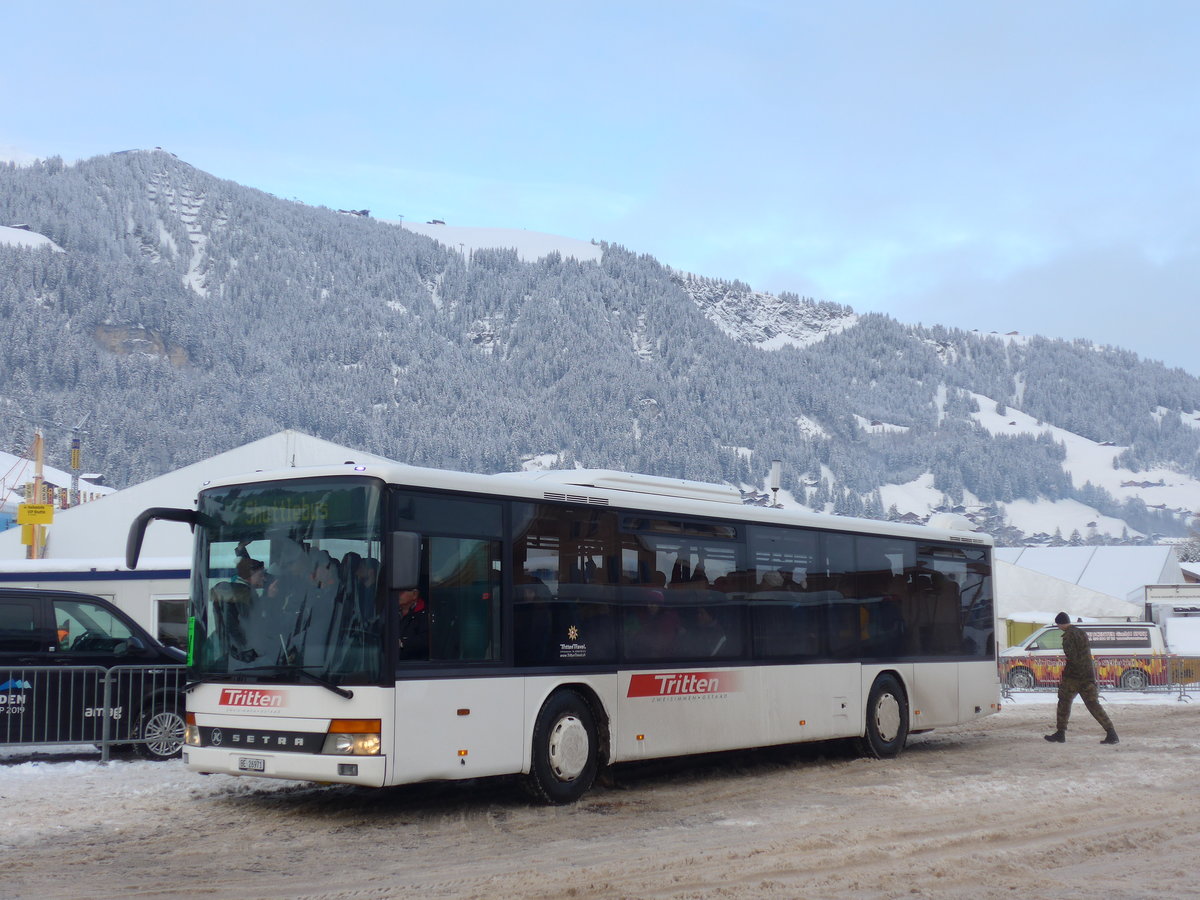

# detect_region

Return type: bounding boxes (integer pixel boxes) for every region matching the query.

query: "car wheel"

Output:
[1120,668,1149,691]
[1006,668,1036,690]
[134,702,185,760]
[858,673,909,759]
[523,690,598,804]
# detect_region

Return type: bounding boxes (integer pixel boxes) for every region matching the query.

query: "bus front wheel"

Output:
[858,674,909,759]
[524,690,598,804]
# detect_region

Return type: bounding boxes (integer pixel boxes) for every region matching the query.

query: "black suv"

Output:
[0,587,186,759]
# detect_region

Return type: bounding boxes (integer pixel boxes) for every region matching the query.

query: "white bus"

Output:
[127,463,999,803]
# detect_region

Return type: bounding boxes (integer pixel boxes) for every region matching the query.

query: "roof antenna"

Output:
[769,459,782,508]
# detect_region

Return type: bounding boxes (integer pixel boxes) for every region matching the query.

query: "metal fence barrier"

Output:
[1,665,186,761]
[999,656,1198,702]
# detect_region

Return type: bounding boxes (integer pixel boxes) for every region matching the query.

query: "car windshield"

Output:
[191,477,385,684]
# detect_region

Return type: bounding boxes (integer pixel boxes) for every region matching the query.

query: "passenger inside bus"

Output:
[396,586,429,660]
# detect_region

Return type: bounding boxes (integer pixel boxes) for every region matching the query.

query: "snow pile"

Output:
[0,224,63,252]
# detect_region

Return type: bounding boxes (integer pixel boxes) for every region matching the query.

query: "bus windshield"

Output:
[191,477,385,684]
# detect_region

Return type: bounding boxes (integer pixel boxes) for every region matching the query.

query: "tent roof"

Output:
[994,560,1144,621]
[994,546,1182,604]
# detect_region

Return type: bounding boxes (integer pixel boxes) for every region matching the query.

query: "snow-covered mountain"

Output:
[673,274,858,351]
[1,149,1198,546]
[389,220,603,265]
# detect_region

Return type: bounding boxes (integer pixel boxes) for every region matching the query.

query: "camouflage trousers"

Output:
[1057,676,1115,733]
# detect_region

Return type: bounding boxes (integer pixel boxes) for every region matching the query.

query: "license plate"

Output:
[238,757,266,772]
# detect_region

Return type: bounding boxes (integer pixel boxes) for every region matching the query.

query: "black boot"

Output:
[1101,729,1119,745]
[1044,730,1065,743]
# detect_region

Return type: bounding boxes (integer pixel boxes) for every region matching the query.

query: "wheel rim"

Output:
[1010,670,1033,689]
[1124,671,1147,690]
[874,692,902,743]
[547,714,590,782]
[143,711,185,758]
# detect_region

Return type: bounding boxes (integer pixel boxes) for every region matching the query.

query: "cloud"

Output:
[0,144,40,166]
[877,242,1200,374]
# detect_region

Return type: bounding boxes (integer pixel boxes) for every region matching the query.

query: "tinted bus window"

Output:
[388,491,503,665]
[512,503,618,665]
[822,532,859,658]
[619,521,746,663]
[391,491,502,538]
[419,535,502,662]
[747,526,826,659]
[852,536,913,659]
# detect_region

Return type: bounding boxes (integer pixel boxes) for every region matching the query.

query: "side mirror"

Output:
[126,507,199,569]
[389,531,421,590]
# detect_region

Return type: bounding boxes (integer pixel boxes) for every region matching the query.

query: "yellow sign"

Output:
[17,504,54,524]
[21,524,34,545]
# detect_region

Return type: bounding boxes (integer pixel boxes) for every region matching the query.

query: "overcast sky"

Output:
[5,1,1198,374]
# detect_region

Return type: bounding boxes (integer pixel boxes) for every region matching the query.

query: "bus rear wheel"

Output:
[524,690,598,804]
[858,674,909,759]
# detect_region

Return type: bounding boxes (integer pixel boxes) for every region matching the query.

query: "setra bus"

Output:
[126,462,999,803]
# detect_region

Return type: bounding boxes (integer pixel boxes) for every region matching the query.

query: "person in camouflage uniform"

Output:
[1045,611,1119,745]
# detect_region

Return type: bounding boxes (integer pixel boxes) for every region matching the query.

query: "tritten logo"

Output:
[219,688,286,708]
[627,671,741,698]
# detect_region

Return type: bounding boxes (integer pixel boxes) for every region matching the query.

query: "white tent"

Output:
[0,430,394,561]
[994,546,1183,622]
[994,560,1143,621]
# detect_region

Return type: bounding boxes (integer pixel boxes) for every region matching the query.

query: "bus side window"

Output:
[427,536,501,662]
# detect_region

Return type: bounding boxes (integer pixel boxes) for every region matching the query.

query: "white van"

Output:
[1000,622,1167,690]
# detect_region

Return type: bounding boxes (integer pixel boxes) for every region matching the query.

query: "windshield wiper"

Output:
[189,664,354,699]
[286,666,354,699]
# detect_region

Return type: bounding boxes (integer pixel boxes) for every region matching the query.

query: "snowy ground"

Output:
[2,694,1197,900]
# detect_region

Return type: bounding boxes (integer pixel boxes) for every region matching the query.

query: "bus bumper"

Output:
[183,747,388,786]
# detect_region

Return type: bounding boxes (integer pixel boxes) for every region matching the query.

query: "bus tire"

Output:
[134,701,185,760]
[858,674,909,759]
[524,690,598,804]
[1120,668,1149,691]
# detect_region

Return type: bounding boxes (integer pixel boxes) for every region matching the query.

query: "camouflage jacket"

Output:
[1061,625,1095,681]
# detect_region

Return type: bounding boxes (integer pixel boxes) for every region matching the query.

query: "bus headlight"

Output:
[185,712,201,747]
[321,719,382,755]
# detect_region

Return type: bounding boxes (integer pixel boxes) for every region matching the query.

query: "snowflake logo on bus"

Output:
[567,625,579,641]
